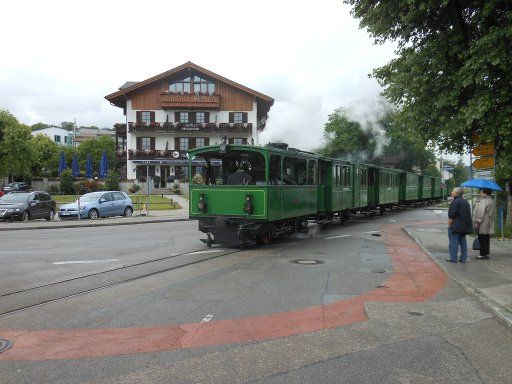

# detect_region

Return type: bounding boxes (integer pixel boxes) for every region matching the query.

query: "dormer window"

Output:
[169,74,215,94]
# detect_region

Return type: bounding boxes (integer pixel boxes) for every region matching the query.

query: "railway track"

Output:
[0,247,244,317]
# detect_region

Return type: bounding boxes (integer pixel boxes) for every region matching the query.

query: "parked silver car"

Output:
[59,191,133,220]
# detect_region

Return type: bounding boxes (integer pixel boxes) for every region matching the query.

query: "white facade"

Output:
[31,127,73,146]
[122,100,258,182]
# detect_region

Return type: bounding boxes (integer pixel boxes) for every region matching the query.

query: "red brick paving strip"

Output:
[0,222,447,361]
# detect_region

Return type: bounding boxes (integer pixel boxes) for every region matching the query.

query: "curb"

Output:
[0,217,190,231]
[403,226,512,332]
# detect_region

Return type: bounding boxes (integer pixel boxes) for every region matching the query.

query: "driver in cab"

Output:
[227,161,254,185]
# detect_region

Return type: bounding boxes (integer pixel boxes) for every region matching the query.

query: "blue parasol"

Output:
[99,150,108,179]
[58,151,68,176]
[460,178,503,191]
[85,154,93,178]
[71,154,80,177]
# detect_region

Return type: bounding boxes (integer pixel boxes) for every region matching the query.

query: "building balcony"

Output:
[160,92,220,109]
[128,122,252,134]
[128,149,188,161]
[114,123,127,135]
[116,150,127,161]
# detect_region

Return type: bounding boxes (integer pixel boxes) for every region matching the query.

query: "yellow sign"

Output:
[473,157,494,170]
[472,144,494,157]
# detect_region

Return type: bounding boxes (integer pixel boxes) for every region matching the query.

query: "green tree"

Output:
[32,134,60,176]
[31,122,51,131]
[104,169,120,191]
[60,169,74,194]
[60,122,75,131]
[344,0,512,180]
[76,136,117,177]
[319,108,377,161]
[445,159,469,187]
[0,113,34,181]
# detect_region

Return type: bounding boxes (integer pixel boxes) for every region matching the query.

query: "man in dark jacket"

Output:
[447,187,473,263]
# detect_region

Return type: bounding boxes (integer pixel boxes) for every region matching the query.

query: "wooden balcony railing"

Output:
[128,122,252,134]
[160,92,220,109]
[114,123,127,135]
[128,149,188,160]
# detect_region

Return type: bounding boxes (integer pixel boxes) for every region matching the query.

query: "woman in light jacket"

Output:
[473,188,494,259]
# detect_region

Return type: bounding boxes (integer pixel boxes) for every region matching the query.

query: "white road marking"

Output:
[52,259,120,265]
[390,219,396,223]
[188,249,223,255]
[324,234,352,240]
[434,210,443,214]
[201,314,214,323]
[364,231,379,234]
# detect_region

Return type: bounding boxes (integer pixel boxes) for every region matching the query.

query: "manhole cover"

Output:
[290,259,325,265]
[0,339,13,353]
[407,311,424,316]
[371,233,382,237]
[372,269,386,273]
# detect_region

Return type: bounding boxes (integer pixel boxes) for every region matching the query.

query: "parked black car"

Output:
[0,191,57,221]
[2,182,31,192]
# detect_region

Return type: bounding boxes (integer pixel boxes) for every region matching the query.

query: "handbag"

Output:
[472,229,481,250]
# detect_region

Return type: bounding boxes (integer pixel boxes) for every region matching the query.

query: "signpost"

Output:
[473,170,493,180]
[472,144,494,157]
[472,157,494,170]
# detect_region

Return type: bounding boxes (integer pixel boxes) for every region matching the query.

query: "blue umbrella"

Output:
[460,178,503,191]
[99,150,108,179]
[85,154,93,178]
[58,151,68,176]
[71,154,80,177]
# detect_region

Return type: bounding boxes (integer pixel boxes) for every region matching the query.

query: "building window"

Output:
[233,112,243,124]
[179,137,189,150]
[117,136,126,151]
[141,137,151,151]
[64,136,68,144]
[196,138,205,148]
[196,112,205,124]
[54,135,61,143]
[141,111,151,124]
[169,75,215,94]
[233,138,244,145]
[179,112,189,123]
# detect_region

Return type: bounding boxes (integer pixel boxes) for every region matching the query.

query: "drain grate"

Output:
[0,339,13,353]
[407,311,424,316]
[290,259,325,265]
[371,269,386,273]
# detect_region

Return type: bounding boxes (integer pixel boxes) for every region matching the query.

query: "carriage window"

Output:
[343,166,350,187]
[269,155,282,185]
[307,160,317,185]
[337,166,341,187]
[360,168,367,187]
[283,157,306,185]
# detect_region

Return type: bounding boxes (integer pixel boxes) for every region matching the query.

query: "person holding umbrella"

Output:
[473,188,495,259]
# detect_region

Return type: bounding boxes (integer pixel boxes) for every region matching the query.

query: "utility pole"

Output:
[73,119,77,148]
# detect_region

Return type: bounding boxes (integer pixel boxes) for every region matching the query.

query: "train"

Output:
[188,143,445,247]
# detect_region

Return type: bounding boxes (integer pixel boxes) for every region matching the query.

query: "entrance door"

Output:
[160,167,169,188]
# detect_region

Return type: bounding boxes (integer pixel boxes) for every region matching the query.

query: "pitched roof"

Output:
[105,61,274,107]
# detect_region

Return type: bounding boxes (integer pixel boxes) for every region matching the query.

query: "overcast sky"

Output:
[1,0,399,151]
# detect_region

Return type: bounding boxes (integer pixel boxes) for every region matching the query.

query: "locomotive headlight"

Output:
[243,194,254,214]
[197,194,207,212]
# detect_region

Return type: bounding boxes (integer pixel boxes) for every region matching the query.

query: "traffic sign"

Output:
[472,157,494,169]
[473,170,493,180]
[472,144,494,157]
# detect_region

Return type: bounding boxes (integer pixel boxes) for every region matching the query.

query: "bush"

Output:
[138,176,146,183]
[60,170,74,194]
[172,182,181,194]
[48,184,60,194]
[153,175,161,188]
[74,179,103,195]
[192,174,204,185]
[104,170,120,191]
[128,183,141,194]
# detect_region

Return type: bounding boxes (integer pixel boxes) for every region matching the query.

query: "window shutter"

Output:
[242,113,248,123]
[229,112,234,123]
[229,138,234,144]
[175,137,180,150]
[204,112,210,123]
[136,111,142,123]
[205,137,209,146]
[136,137,142,150]
[150,137,155,150]
[189,112,196,124]
[150,111,155,123]
[175,112,180,122]
[242,138,248,144]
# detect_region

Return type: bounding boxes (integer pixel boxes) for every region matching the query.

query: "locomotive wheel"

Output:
[257,232,272,244]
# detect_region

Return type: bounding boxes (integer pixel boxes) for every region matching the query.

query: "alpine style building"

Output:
[105,62,274,186]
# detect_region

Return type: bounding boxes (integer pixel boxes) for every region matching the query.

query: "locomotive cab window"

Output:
[269,155,282,185]
[191,150,266,185]
[307,160,317,185]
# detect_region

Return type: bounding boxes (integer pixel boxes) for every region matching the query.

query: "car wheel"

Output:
[46,210,55,221]
[22,211,30,222]
[124,206,133,217]
[88,209,99,220]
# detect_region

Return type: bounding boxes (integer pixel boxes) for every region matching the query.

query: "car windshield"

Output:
[76,193,103,203]
[0,193,30,203]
